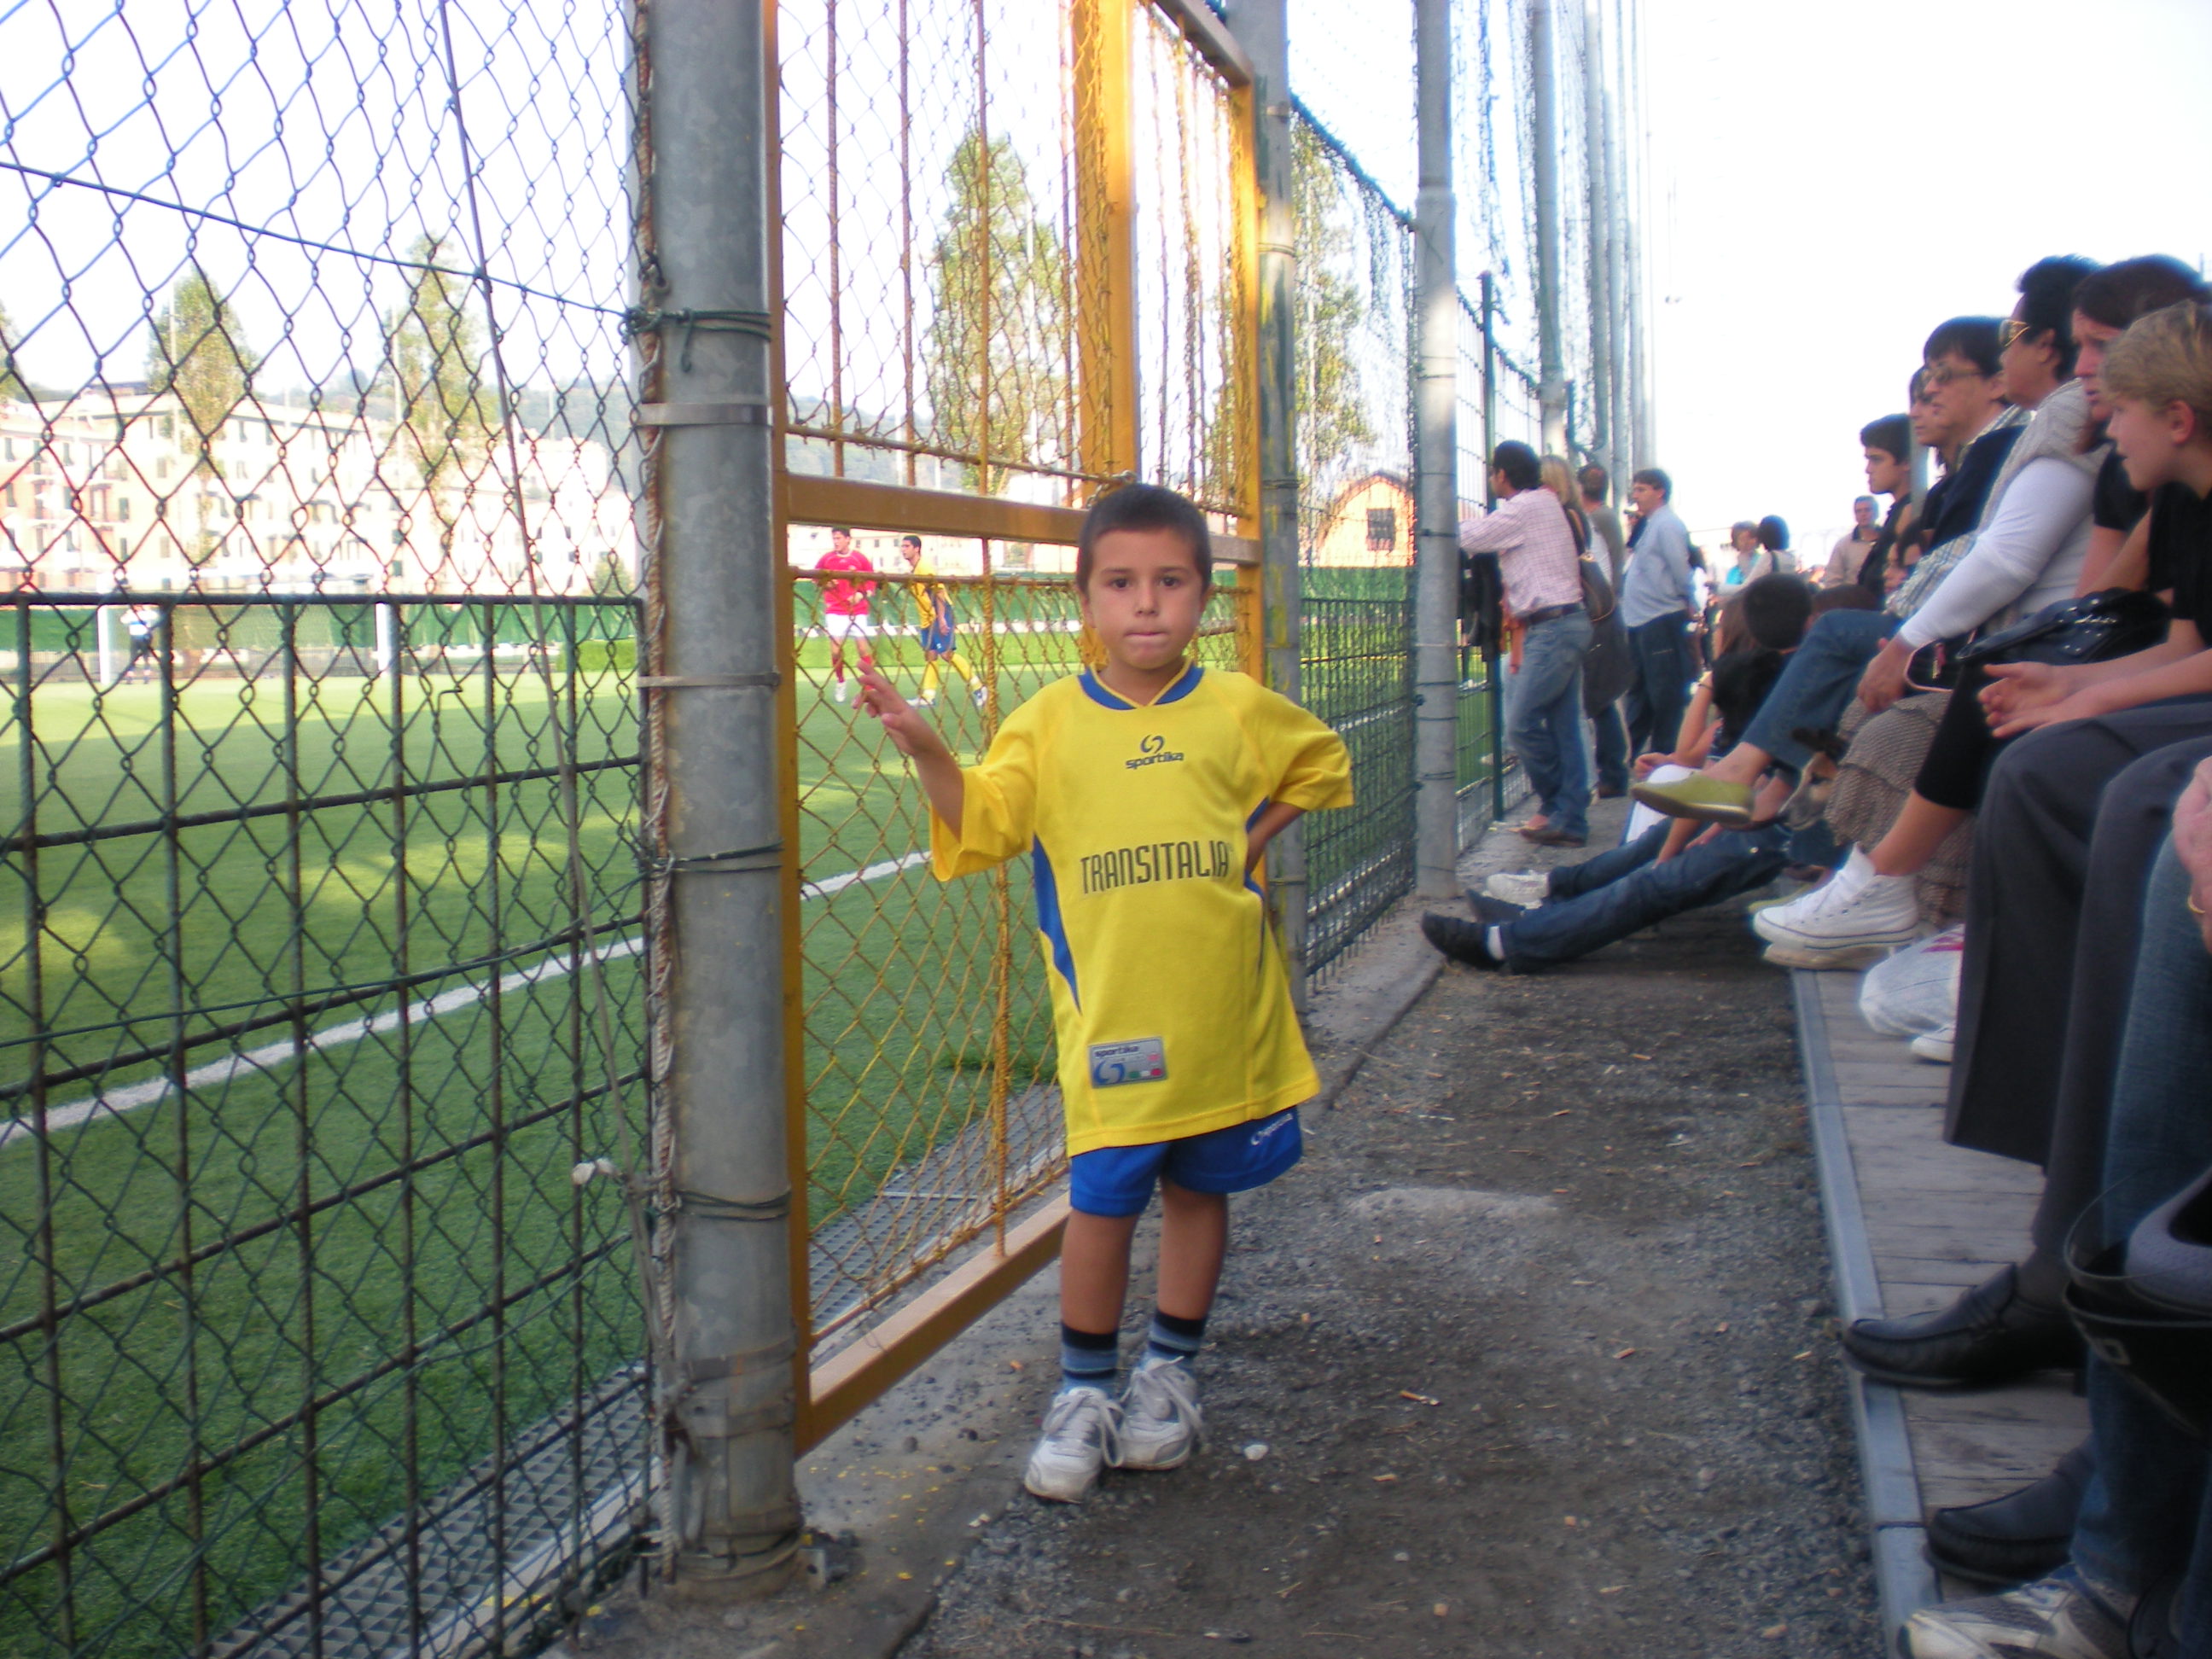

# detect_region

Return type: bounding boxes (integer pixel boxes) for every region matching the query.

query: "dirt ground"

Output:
[899,876,1880,1658]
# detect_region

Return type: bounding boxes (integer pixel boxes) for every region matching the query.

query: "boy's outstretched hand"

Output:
[854,657,967,835]
[854,660,940,760]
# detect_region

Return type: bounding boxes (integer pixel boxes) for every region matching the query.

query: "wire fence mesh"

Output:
[0,2,649,1655]
[0,0,1624,1649]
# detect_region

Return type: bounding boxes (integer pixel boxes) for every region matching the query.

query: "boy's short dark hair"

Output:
[1922,316,2004,377]
[831,526,853,536]
[1577,463,1609,500]
[1738,572,1813,651]
[1076,484,1213,591]
[899,533,922,548]
[1631,467,1671,498]
[1491,441,1541,491]
[1859,414,1910,461]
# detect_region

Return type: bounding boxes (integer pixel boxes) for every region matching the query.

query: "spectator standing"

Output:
[1460,441,1592,847]
[1758,515,1797,576]
[1824,497,1883,587]
[1579,463,1627,588]
[1580,464,1633,797]
[1618,467,1699,760]
[1720,521,1770,591]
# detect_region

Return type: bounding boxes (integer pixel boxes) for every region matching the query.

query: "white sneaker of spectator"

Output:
[1118,1354,1203,1470]
[1899,1568,2132,1659]
[1484,870,1550,908]
[1023,1387,1123,1503]
[1753,847,1922,954]
[1910,1024,1956,1065]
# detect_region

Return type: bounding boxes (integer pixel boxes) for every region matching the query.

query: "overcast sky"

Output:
[1641,0,2212,553]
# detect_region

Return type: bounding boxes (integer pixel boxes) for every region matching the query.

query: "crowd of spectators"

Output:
[1435,255,2212,1659]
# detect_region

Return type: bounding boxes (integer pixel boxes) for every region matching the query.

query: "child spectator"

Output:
[854,485,1352,1503]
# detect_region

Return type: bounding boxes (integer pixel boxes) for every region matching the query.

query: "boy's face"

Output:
[1864,446,1909,498]
[1079,527,1208,675]
[830,530,852,555]
[900,538,922,567]
[2110,393,2197,492]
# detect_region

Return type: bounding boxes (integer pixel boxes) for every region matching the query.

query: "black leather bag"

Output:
[1953,585,2170,671]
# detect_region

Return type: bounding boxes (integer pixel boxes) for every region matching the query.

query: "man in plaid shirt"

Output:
[1459,440,1592,847]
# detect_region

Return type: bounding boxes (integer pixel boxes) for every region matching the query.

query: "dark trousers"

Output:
[1622,614,1694,758]
[1499,821,1791,968]
[1590,701,1631,791]
[1945,698,2212,1227]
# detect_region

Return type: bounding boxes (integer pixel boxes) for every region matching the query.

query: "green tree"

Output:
[923,130,1071,492]
[147,266,259,475]
[1290,129,1374,499]
[0,301,25,400]
[386,236,496,493]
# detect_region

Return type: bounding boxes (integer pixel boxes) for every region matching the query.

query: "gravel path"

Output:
[903,879,1879,1658]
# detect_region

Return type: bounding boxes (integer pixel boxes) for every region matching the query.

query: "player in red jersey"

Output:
[814,527,877,701]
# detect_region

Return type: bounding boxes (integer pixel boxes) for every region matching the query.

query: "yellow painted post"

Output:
[1231,74,1266,682]
[1074,0,1139,492]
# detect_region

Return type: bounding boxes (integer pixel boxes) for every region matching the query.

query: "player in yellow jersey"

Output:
[895,533,987,708]
[857,485,1351,1503]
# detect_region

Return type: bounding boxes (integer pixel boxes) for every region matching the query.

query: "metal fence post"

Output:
[643,0,801,1594]
[1224,0,1307,1000]
[1412,0,1458,895]
[1528,0,1566,457]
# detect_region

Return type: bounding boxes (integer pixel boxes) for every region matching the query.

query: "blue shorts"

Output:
[920,623,956,655]
[1068,1109,1303,1217]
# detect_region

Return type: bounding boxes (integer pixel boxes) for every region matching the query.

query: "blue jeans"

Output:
[1499,821,1792,968]
[1737,608,1900,773]
[2069,841,2212,1648]
[1590,701,1630,793]
[1623,614,1694,758]
[1510,612,1593,840]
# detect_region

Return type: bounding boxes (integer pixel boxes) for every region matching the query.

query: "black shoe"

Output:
[1925,1441,2091,1587]
[1596,783,1627,799]
[1839,1265,2084,1389]
[1421,911,1501,969]
[1467,893,1526,928]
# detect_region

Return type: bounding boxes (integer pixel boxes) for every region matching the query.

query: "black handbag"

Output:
[1953,585,2170,671]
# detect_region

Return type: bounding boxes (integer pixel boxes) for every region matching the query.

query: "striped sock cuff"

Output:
[1145,1308,1206,1369]
[1059,1324,1119,1392]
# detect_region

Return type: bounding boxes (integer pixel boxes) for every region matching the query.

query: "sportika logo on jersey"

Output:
[1124,732,1185,770]
[1079,838,1233,895]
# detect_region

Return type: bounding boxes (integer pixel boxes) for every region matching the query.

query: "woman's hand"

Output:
[1988,681,2108,740]
[1855,637,1912,714]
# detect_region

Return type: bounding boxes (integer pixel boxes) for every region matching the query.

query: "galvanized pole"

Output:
[645,0,801,1593]
[1412,0,1459,892]
[1604,73,1630,476]
[1223,0,1307,1003]
[1581,0,1612,485]
[1625,0,1654,467]
[1528,0,1567,457]
[1478,271,1505,821]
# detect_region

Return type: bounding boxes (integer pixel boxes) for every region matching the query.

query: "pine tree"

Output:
[147,267,259,476]
[387,236,495,493]
[1291,129,1375,499]
[923,130,1071,493]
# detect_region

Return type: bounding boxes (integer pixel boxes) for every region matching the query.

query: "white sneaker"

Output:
[1911,1025,1956,1064]
[1762,939,1902,972]
[971,682,988,708]
[1753,846,1873,933]
[1484,870,1550,907]
[1901,1570,2132,1659]
[833,680,848,703]
[1022,1386,1122,1503]
[915,690,937,707]
[1754,847,1922,952]
[1118,1356,1203,1470]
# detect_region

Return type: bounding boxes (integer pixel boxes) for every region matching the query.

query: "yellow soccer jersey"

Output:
[905,555,952,629]
[930,663,1353,1154]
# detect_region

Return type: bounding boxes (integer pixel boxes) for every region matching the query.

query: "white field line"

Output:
[7,848,931,1148]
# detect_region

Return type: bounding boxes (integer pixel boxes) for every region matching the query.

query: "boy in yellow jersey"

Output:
[856,485,1351,1503]
[896,533,987,708]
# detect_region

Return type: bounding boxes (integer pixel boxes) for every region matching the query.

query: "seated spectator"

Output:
[1417,575,1815,972]
[1626,301,2032,824]
[1639,260,2110,830]
[1901,812,2212,1658]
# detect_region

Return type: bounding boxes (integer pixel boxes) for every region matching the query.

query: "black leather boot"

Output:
[1925,1441,2092,1586]
[1839,1264,2083,1388]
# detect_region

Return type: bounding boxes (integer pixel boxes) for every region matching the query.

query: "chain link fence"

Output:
[1,2,649,1654]
[0,0,1625,1650]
